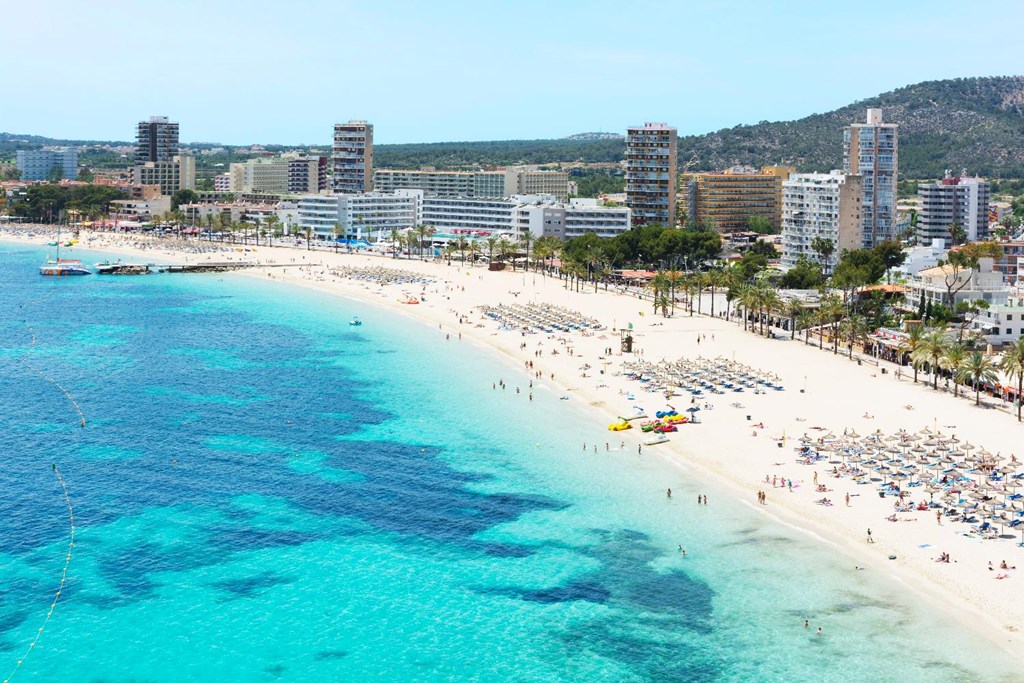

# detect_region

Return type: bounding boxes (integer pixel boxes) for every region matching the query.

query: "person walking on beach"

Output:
[866,528,874,543]
[845,492,850,507]
[936,510,942,525]
[667,488,672,498]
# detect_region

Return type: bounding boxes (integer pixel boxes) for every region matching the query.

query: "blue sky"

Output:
[4,0,1022,145]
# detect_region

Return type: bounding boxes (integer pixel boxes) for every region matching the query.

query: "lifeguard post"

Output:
[620,329,633,353]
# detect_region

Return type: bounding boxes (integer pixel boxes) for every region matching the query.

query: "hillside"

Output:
[679,76,1024,178]
[4,76,1024,178]
[371,138,624,168]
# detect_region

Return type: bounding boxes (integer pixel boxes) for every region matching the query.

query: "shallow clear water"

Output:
[0,242,1018,681]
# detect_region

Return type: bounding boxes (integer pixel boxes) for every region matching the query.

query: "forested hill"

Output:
[373,137,624,168]
[678,76,1024,178]
[5,76,1024,177]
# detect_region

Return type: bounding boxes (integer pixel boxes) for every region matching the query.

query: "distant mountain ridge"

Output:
[4,76,1024,177]
[678,76,1024,178]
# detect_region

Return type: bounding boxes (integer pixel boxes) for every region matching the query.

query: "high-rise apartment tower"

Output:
[917,171,990,244]
[626,122,677,226]
[843,108,898,248]
[332,120,373,194]
[135,116,180,164]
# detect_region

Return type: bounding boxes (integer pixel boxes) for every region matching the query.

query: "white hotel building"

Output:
[421,196,520,233]
[298,191,422,240]
[513,198,631,240]
[780,171,863,271]
[298,192,629,242]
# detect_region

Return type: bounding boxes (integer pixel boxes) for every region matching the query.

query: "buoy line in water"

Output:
[21,320,86,428]
[2,465,76,683]
[4,306,81,679]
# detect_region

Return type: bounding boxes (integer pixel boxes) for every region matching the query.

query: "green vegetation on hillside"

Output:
[571,169,625,197]
[373,138,624,169]
[677,76,1024,178]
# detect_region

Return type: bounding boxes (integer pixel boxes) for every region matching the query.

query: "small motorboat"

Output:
[349,317,362,326]
[644,436,670,446]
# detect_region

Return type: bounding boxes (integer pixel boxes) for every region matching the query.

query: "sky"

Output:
[3,0,1023,146]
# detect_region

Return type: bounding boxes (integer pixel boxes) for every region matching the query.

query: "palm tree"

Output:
[840,314,870,359]
[584,245,605,292]
[814,305,828,350]
[485,236,499,265]
[785,299,804,340]
[796,310,816,346]
[940,342,967,397]
[958,351,998,405]
[678,275,697,318]
[562,256,584,291]
[548,237,562,276]
[264,214,279,246]
[649,271,670,316]
[811,236,836,276]
[733,284,752,331]
[912,330,950,390]
[456,236,469,264]
[899,325,924,383]
[740,284,763,332]
[765,288,784,337]
[532,235,555,277]
[390,227,401,258]
[820,294,845,354]
[748,284,771,336]
[467,240,480,266]
[693,272,706,315]
[423,225,437,259]
[706,269,725,319]
[168,209,184,239]
[414,224,429,259]
[999,337,1024,421]
[723,267,743,322]
[331,223,342,252]
[496,237,511,269]
[442,242,456,265]
[519,232,534,272]
[216,212,230,241]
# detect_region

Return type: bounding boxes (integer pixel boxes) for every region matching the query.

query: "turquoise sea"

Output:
[0,241,1018,681]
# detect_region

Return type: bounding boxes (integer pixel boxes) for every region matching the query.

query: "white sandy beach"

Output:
[6,228,1024,660]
